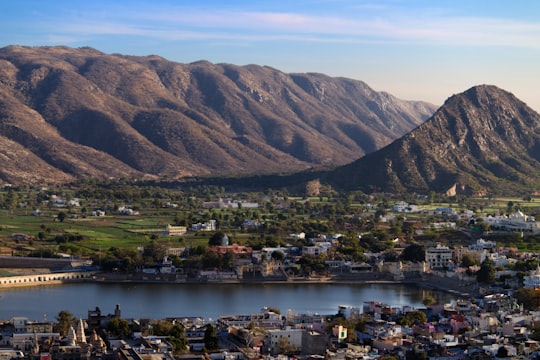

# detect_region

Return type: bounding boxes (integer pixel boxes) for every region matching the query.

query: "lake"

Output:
[0,282,455,321]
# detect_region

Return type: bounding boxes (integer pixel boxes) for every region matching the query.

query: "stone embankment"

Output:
[0,256,98,288]
[0,271,98,288]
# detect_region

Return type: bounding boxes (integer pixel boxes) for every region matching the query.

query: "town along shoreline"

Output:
[91,270,478,299]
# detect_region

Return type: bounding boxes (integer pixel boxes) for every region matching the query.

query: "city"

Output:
[1,185,540,359]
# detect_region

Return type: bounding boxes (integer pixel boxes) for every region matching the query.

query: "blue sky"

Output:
[1,0,539,111]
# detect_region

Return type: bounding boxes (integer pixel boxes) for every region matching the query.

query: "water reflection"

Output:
[0,282,455,320]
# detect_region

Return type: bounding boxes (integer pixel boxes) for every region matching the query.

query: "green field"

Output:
[0,209,195,256]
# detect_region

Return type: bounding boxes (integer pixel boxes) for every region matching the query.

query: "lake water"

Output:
[0,282,455,321]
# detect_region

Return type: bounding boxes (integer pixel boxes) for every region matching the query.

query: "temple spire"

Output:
[76,318,87,344]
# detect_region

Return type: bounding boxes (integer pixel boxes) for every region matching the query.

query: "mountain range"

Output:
[0,45,435,185]
[1,46,539,196]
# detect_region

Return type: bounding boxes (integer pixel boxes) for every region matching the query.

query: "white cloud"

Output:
[42,4,540,49]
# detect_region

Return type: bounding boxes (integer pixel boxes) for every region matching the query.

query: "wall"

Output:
[0,271,97,288]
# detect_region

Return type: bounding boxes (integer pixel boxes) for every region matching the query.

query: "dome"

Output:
[222,233,229,246]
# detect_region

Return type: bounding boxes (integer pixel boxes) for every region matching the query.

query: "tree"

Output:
[513,288,540,311]
[170,323,186,340]
[461,254,478,267]
[222,251,236,270]
[530,322,540,341]
[201,251,221,269]
[305,179,321,197]
[4,190,18,212]
[151,320,187,353]
[397,311,427,326]
[422,296,436,307]
[204,324,219,351]
[142,241,167,262]
[266,306,281,315]
[57,211,67,222]
[271,250,285,262]
[276,337,299,355]
[152,319,173,335]
[400,243,425,262]
[169,335,188,354]
[54,310,77,336]
[298,253,327,276]
[496,346,509,358]
[506,201,514,214]
[107,318,131,339]
[476,258,496,284]
[209,231,225,246]
[406,350,427,360]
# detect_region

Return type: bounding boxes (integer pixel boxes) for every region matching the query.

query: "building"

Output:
[158,224,187,237]
[203,199,259,209]
[10,317,54,334]
[10,333,60,352]
[392,202,419,213]
[524,267,540,289]
[484,210,540,234]
[454,246,485,265]
[332,325,347,344]
[425,245,453,269]
[166,247,185,257]
[286,310,325,333]
[190,220,216,232]
[218,309,283,329]
[213,243,253,256]
[301,331,328,355]
[265,328,303,355]
[302,246,325,256]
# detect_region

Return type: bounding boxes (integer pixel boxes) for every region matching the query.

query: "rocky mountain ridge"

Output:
[0,45,436,185]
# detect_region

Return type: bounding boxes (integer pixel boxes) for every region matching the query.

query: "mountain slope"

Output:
[0,45,435,184]
[328,85,540,195]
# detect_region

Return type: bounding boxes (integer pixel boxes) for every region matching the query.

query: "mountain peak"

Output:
[329,85,540,196]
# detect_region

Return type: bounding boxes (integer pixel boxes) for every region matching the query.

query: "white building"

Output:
[524,267,540,289]
[486,253,509,267]
[484,210,540,234]
[203,199,259,209]
[425,245,453,269]
[289,232,306,240]
[118,206,139,216]
[392,202,419,213]
[286,310,325,333]
[302,243,331,256]
[468,238,496,250]
[159,224,187,237]
[191,220,216,232]
[10,333,60,351]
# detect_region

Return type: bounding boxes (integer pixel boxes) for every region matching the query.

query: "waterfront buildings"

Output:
[1,292,540,359]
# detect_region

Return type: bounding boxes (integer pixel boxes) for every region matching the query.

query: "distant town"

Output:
[2,184,540,359]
